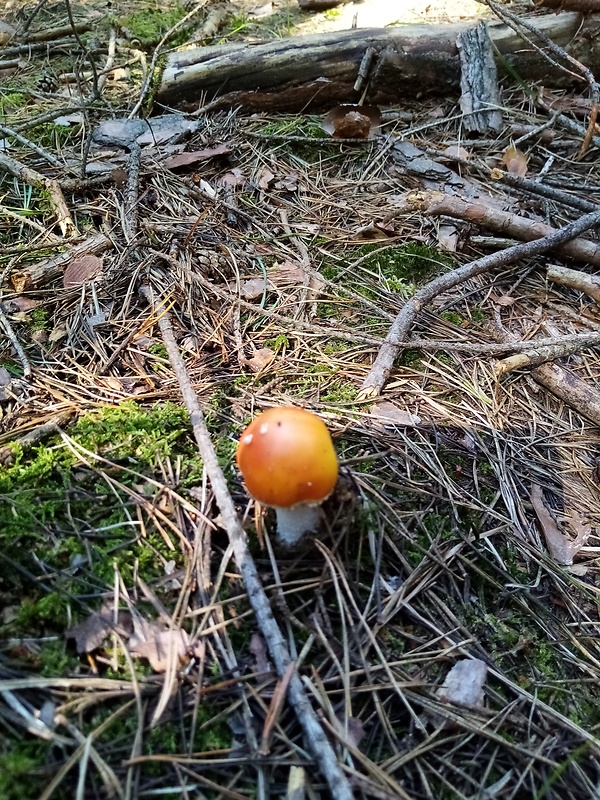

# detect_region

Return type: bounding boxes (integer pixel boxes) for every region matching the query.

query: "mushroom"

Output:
[236,406,338,546]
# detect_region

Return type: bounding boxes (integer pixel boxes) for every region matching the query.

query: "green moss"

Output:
[28,308,49,332]
[38,639,80,677]
[120,4,189,47]
[259,116,326,139]
[353,242,452,286]
[0,741,50,800]
[322,380,357,403]
[263,334,290,354]
[441,311,463,325]
[28,123,79,150]
[470,305,486,323]
[0,91,27,117]
[148,342,168,359]
[0,402,211,636]
[397,349,422,368]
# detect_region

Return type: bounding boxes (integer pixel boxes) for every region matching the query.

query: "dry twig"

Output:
[139,284,354,800]
[361,207,600,396]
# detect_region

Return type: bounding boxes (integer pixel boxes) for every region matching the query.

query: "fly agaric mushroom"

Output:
[236,406,338,546]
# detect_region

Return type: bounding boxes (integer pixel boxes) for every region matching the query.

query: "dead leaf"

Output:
[323,105,381,139]
[530,484,590,565]
[437,658,487,709]
[7,296,39,312]
[258,168,275,190]
[334,714,365,749]
[437,224,458,253]
[66,603,130,653]
[243,348,275,373]
[442,144,471,161]
[492,294,517,307]
[221,168,245,187]
[163,143,232,170]
[48,326,67,343]
[274,171,299,191]
[31,329,48,345]
[128,618,190,672]
[369,401,422,428]
[354,221,395,239]
[240,277,268,299]
[502,144,528,177]
[63,255,103,287]
[249,632,271,673]
[0,20,17,44]
[268,260,309,286]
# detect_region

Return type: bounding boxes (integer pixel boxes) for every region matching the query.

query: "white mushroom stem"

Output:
[274,503,322,546]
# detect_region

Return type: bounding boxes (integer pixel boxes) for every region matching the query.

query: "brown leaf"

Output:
[31,329,48,345]
[334,714,365,749]
[48,326,67,343]
[354,221,395,239]
[66,603,130,653]
[492,294,517,307]
[128,618,190,672]
[268,260,309,286]
[274,171,299,192]
[221,168,245,187]
[502,144,528,177]
[63,255,103,287]
[437,658,487,709]
[7,296,39,312]
[530,484,589,565]
[369,401,421,428]
[442,144,471,161]
[323,105,381,140]
[240,277,268,299]
[243,348,275,373]
[257,168,275,190]
[163,143,232,170]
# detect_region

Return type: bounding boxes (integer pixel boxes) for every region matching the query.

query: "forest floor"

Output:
[1,1,600,799]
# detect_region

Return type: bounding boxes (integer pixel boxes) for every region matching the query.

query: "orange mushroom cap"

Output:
[236,407,338,508]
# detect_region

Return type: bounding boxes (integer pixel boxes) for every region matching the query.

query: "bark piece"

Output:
[457,22,503,134]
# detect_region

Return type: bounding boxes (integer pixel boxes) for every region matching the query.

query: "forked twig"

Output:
[139,284,354,800]
[360,208,600,397]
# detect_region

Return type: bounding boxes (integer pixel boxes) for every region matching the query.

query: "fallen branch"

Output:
[494,338,599,375]
[402,190,600,266]
[498,173,598,213]
[488,318,600,425]
[0,151,76,238]
[547,264,600,304]
[139,284,354,800]
[484,0,599,156]
[157,12,600,109]
[360,207,600,397]
[9,233,112,291]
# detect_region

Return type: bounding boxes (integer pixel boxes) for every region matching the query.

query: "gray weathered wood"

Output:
[457,22,503,134]
[157,12,599,110]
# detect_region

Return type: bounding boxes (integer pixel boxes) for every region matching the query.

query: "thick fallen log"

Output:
[157,12,600,110]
